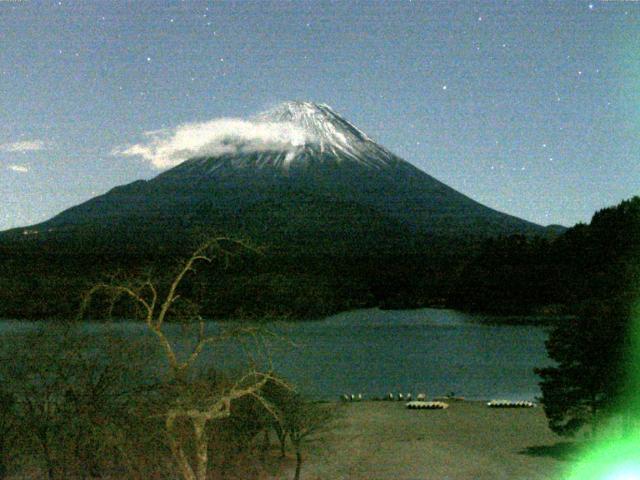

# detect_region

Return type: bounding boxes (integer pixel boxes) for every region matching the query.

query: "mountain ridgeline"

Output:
[6,102,549,250]
[0,102,569,319]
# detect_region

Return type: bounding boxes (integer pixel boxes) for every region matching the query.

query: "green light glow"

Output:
[560,300,640,477]
[563,430,640,480]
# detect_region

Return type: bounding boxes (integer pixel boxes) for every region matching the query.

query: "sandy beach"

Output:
[294,400,577,480]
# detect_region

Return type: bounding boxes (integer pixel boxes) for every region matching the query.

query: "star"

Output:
[588,4,594,10]
[442,85,447,90]
[478,16,482,21]
[578,70,582,76]
[146,57,151,62]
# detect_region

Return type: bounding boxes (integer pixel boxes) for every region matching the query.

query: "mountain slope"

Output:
[3,101,549,252]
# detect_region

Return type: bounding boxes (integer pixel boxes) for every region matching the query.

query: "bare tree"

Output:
[81,237,289,480]
[0,323,151,480]
[281,396,336,480]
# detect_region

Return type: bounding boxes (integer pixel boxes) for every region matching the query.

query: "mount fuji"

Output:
[4,101,550,253]
[0,101,564,319]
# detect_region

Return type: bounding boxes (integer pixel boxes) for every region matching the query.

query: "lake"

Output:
[262,308,553,401]
[0,308,553,402]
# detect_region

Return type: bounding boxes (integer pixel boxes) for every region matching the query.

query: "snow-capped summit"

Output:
[258,101,373,145]
[255,101,396,169]
[165,101,400,175]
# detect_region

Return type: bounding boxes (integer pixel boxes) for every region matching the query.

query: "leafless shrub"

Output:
[80,237,291,480]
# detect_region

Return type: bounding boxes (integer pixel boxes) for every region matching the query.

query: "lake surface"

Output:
[262,308,553,401]
[0,308,553,401]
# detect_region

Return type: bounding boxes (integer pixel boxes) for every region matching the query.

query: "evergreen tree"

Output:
[535,196,640,436]
[535,301,630,436]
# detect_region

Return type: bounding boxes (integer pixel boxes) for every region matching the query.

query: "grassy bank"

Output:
[295,400,579,480]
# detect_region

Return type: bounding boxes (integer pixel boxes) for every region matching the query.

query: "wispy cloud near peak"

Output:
[112,118,315,169]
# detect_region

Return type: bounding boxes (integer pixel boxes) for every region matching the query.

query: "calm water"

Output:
[0,308,553,401]
[263,308,552,401]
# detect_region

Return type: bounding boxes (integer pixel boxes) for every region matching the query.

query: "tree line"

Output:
[1,198,639,321]
[533,197,640,438]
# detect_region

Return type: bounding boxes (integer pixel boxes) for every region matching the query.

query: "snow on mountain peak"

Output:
[115,101,397,171]
[259,101,372,151]
[254,101,394,168]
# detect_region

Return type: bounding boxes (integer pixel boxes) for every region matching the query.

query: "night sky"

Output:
[1,0,638,230]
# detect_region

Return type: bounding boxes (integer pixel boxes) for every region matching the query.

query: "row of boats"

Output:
[406,401,449,409]
[340,393,428,402]
[486,399,536,408]
[340,394,536,409]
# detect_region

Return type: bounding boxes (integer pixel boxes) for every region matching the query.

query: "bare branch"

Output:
[80,283,154,321]
[77,236,270,480]
[155,237,234,329]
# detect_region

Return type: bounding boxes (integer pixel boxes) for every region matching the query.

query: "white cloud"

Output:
[0,140,46,153]
[7,164,29,173]
[113,118,314,169]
